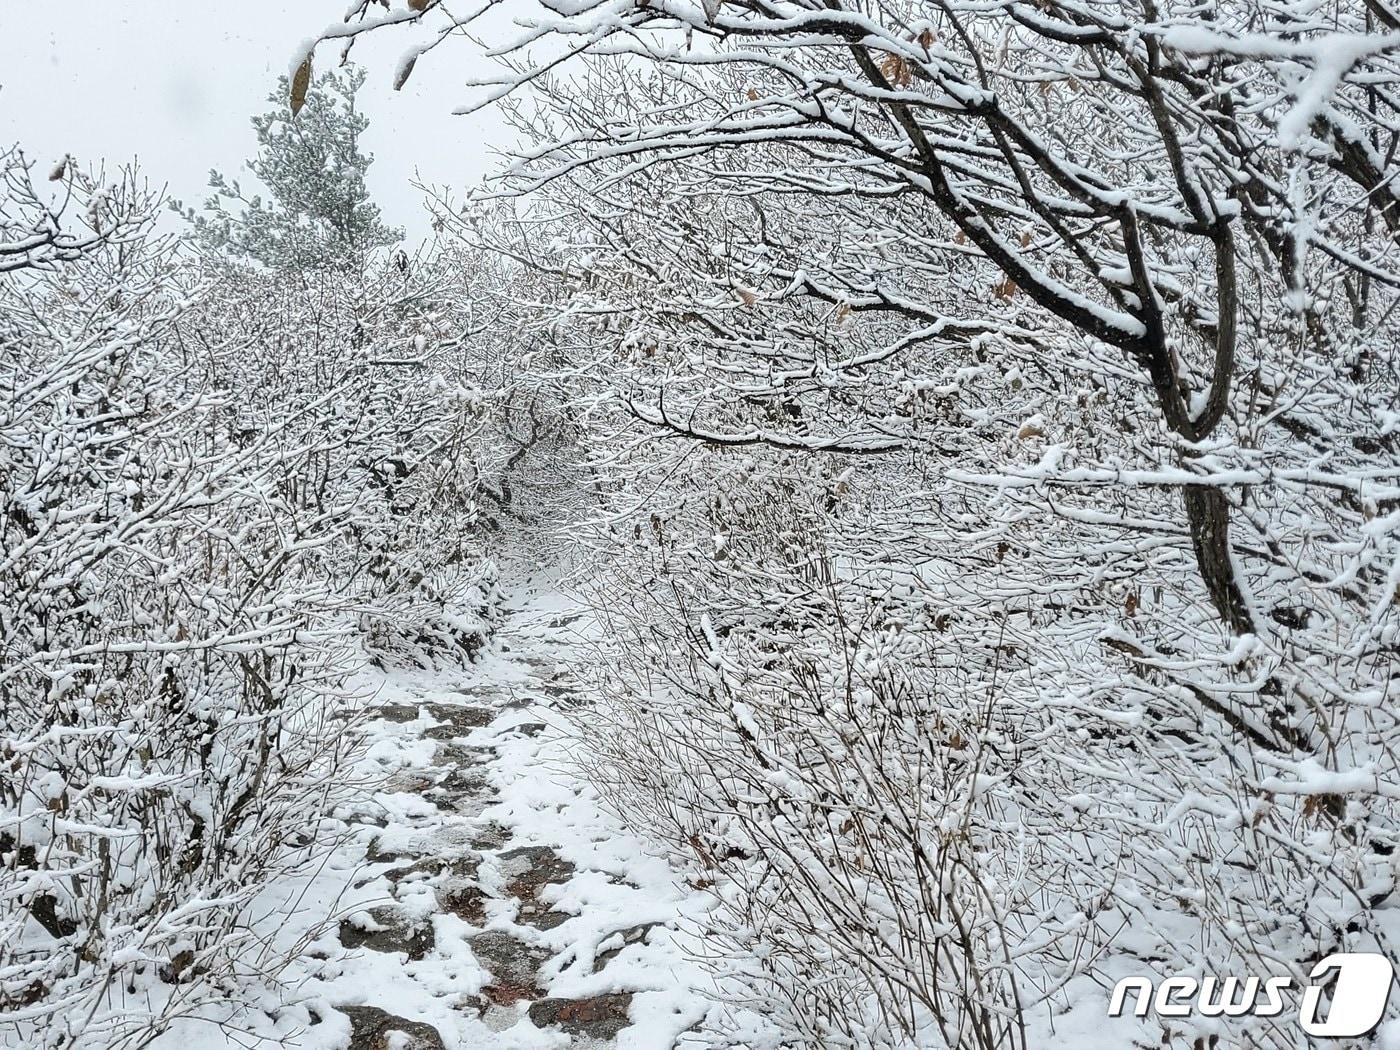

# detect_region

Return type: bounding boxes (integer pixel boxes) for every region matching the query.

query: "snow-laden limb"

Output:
[0,149,146,274]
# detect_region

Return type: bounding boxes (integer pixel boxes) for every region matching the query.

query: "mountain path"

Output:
[318,582,710,1050]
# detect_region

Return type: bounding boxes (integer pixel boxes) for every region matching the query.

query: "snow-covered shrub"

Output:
[0,159,361,1048]
[170,253,503,671]
[422,202,598,550]
[578,460,1076,1049]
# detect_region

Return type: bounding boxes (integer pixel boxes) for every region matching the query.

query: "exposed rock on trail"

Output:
[142,579,764,1050]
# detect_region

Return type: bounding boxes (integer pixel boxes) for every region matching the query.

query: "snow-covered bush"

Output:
[0,158,362,1048]
[0,127,523,1039]
[420,199,599,550]
[579,463,1071,1049]
[169,252,504,671]
[541,174,1400,1042]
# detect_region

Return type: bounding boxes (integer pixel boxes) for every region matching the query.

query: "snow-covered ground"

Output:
[141,577,752,1050]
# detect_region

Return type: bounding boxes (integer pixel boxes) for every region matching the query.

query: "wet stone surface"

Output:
[501,721,547,739]
[426,765,494,807]
[339,906,435,961]
[437,880,489,926]
[594,923,659,973]
[385,854,480,886]
[528,993,635,1041]
[499,845,576,891]
[470,820,512,851]
[343,1005,446,1050]
[364,836,410,864]
[373,703,424,724]
[470,930,552,1005]
[492,845,576,930]
[421,703,495,738]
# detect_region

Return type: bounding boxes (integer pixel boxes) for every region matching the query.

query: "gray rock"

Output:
[339,906,434,961]
[594,923,660,973]
[527,993,634,1040]
[495,845,576,930]
[471,821,512,850]
[469,930,551,1005]
[341,1005,445,1050]
[421,703,494,739]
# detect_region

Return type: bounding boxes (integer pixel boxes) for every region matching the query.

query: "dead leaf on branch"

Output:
[879,52,912,88]
[394,52,419,91]
[1102,635,1145,658]
[290,55,313,116]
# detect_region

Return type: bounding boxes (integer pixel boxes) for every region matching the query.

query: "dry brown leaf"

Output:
[879,52,912,87]
[746,87,760,101]
[736,287,759,306]
[408,0,430,10]
[917,27,936,51]
[290,55,313,116]
[394,52,419,91]
[953,229,968,246]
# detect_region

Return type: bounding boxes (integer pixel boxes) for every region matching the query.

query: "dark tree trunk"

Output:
[1182,485,1254,635]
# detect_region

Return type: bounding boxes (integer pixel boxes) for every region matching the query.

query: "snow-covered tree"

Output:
[175,65,400,272]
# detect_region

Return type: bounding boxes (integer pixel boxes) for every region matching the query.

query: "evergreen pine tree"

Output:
[176,66,401,271]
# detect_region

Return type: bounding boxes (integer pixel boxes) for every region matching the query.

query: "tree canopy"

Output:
[176,65,400,271]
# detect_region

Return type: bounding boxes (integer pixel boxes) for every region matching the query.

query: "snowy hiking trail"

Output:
[151,579,718,1050]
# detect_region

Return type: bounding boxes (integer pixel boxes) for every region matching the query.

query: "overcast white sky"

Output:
[0,2,514,241]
